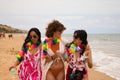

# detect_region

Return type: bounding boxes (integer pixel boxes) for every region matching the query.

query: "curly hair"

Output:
[45,20,66,37]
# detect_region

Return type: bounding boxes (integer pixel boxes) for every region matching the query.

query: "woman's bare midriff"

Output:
[49,58,64,77]
[48,43,64,77]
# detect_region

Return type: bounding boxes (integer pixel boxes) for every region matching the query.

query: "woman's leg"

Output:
[56,69,65,80]
[46,70,55,80]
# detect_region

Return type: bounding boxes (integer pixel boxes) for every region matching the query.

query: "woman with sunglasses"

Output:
[42,20,66,80]
[9,28,42,80]
[65,30,93,80]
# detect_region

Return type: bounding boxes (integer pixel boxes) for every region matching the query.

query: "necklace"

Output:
[64,43,82,61]
[17,41,40,61]
[42,38,60,58]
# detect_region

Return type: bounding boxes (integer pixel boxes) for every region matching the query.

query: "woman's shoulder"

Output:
[85,44,91,50]
[84,44,92,56]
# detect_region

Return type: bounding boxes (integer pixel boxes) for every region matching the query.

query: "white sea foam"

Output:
[92,49,120,80]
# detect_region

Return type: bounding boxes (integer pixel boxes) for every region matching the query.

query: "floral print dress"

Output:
[66,53,88,80]
[18,50,42,80]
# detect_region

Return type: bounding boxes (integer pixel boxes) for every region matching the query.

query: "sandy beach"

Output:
[0,33,116,80]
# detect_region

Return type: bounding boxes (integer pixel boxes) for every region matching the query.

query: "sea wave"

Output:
[92,49,120,80]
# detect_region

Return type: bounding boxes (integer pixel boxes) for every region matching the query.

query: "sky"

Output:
[0,0,120,34]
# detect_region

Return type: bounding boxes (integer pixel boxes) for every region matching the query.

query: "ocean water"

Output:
[62,34,120,80]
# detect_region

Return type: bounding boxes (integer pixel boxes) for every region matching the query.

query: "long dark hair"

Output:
[74,30,88,45]
[22,28,41,49]
[73,30,88,79]
[74,30,88,55]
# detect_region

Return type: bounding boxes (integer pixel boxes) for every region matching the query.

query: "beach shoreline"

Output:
[0,33,116,80]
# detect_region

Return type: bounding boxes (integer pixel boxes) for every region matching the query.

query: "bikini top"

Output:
[46,39,66,56]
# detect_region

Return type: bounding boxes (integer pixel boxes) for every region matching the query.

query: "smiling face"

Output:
[73,37,82,46]
[29,31,39,44]
[73,32,82,46]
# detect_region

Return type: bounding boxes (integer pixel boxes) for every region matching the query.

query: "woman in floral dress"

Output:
[65,30,93,80]
[9,28,42,80]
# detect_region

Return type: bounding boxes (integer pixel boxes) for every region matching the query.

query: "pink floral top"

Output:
[18,50,42,80]
[68,53,87,73]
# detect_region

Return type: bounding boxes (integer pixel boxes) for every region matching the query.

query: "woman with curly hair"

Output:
[42,20,66,80]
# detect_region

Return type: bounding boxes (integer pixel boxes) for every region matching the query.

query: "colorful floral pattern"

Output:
[18,50,42,80]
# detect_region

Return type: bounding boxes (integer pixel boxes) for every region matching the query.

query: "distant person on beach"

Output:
[42,20,66,80]
[8,33,13,38]
[9,28,42,80]
[65,30,93,80]
[0,32,5,38]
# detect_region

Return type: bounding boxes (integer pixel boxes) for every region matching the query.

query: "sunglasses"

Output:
[29,35,37,39]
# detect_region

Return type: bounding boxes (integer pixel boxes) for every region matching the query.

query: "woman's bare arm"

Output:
[85,45,93,68]
[9,60,21,71]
